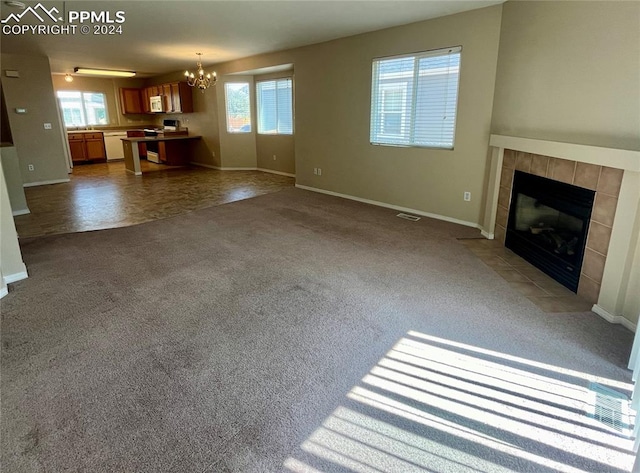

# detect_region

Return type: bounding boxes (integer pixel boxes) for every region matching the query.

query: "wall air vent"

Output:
[396,213,421,222]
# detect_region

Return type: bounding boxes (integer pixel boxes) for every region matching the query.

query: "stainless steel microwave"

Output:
[150,95,164,113]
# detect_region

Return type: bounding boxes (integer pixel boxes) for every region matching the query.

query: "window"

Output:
[370,46,461,149]
[225,82,251,133]
[57,91,108,127]
[256,78,293,134]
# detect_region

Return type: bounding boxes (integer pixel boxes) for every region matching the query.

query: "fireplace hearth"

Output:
[505,171,595,292]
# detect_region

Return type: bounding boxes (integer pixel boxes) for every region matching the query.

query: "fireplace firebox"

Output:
[505,171,595,292]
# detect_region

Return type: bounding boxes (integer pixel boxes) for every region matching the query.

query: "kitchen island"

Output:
[121,135,202,175]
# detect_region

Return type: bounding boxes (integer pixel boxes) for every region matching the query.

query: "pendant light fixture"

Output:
[184,53,217,92]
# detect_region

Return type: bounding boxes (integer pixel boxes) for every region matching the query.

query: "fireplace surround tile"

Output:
[498,185,511,209]
[503,149,516,170]
[578,275,601,304]
[530,154,550,177]
[496,204,508,228]
[500,167,514,189]
[597,166,624,196]
[586,221,612,256]
[549,157,577,184]
[582,248,606,284]
[515,152,532,172]
[591,193,618,227]
[574,162,601,190]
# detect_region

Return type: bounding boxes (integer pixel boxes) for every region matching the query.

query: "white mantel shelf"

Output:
[486,135,640,331]
[489,135,640,172]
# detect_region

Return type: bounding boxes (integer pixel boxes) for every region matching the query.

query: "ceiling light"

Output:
[184,53,217,92]
[64,74,73,83]
[73,67,136,78]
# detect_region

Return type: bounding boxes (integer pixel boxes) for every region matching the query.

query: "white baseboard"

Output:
[23,178,70,188]
[0,286,7,298]
[4,268,28,285]
[256,168,295,178]
[592,304,637,332]
[190,162,220,170]
[480,229,495,240]
[12,208,30,216]
[295,184,482,230]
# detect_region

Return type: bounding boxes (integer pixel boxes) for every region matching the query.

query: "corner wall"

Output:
[1,53,69,185]
[194,5,503,225]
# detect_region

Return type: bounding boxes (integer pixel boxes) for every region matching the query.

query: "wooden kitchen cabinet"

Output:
[68,132,106,164]
[68,134,86,163]
[141,87,151,114]
[121,82,194,115]
[119,88,143,114]
[169,82,193,114]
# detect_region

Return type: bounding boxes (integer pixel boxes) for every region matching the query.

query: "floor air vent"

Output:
[587,382,633,436]
[396,213,420,222]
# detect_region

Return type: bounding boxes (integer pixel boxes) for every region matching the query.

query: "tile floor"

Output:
[459,238,593,313]
[14,161,294,238]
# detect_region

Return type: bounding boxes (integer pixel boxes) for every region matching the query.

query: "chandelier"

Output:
[184,53,217,91]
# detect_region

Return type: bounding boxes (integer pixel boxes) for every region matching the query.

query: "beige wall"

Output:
[218,75,257,168]
[51,75,148,128]
[1,53,69,185]
[491,1,640,151]
[256,134,294,174]
[205,5,503,224]
[254,72,295,175]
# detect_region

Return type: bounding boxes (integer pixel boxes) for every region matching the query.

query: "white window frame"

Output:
[370,46,461,150]
[256,78,293,135]
[225,82,252,134]
[56,90,109,128]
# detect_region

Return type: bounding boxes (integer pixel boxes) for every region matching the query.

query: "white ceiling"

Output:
[1,0,503,77]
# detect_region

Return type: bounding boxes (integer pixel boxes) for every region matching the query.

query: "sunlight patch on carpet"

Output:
[285,331,636,473]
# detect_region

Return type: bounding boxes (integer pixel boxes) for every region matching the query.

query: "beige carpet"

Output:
[1,188,635,472]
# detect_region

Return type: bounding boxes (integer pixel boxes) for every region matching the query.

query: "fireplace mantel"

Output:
[485,135,640,330]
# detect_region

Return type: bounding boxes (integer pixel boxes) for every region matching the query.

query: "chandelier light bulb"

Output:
[184,53,217,92]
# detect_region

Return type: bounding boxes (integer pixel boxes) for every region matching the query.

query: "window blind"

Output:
[257,78,293,135]
[370,46,461,149]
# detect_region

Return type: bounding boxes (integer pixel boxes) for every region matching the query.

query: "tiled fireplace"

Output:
[485,135,640,330]
[494,149,623,303]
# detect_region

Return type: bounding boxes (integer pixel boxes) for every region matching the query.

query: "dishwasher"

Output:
[103,132,127,161]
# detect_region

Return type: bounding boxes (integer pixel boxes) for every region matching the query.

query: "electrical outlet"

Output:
[28,164,34,171]
[317,168,322,176]
[313,168,317,175]
[273,155,277,160]
[43,123,52,130]
[464,191,471,201]
[212,151,216,158]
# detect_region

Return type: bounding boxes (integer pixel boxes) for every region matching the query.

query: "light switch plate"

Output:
[44,123,52,130]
